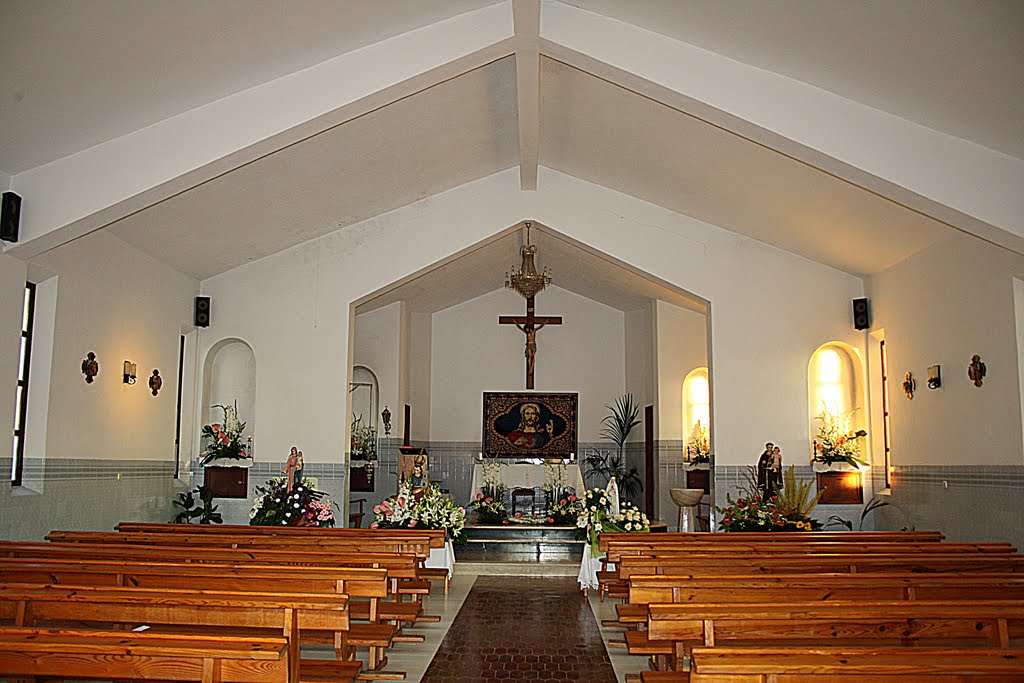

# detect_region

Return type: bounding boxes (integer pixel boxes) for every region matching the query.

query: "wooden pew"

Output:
[0,583,358,683]
[604,542,1016,564]
[615,553,1024,579]
[0,627,290,682]
[599,530,946,552]
[0,559,399,671]
[115,522,447,549]
[644,600,1024,668]
[47,530,435,560]
[618,573,1024,629]
[641,647,1024,683]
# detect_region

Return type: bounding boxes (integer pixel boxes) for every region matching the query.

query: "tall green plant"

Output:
[601,394,641,460]
[824,497,890,531]
[777,466,824,516]
[583,449,643,501]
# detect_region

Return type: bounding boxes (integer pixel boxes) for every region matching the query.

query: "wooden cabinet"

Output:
[203,466,249,498]
[816,471,864,504]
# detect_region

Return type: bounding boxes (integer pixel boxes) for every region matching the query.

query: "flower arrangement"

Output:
[542,462,568,493]
[685,420,711,464]
[717,466,822,532]
[249,478,337,527]
[372,482,467,541]
[469,490,508,524]
[718,494,819,532]
[812,405,868,468]
[200,401,249,465]
[350,414,377,459]
[546,493,581,525]
[505,512,554,525]
[576,487,649,551]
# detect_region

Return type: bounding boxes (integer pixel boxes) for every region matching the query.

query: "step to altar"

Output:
[456,524,585,563]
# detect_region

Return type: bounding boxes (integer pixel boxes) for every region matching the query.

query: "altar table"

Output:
[469,463,586,500]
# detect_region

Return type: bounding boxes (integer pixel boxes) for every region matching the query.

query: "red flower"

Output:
[476,493,484,500]
[408,520,417,528]
[515,513,522,518]
[559,499,567,506]
[484,497,493,503]
[546,517,554,524]
[568,495,577,502]
[502,520,510,525]
[369,522,379,529]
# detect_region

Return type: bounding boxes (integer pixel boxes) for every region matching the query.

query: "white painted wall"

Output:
[353,302,401,432]
[624,305,656,422]
[429,285,625,442]
[198,168,864,468]
[867,233,1024,465]
[25,231,198,461]
[656,301,708,440]
[407,310,433,441]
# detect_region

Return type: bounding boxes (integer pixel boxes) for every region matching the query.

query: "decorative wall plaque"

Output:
[967,355,986,387]
[81,352,99,384]
[149,369,162,396]
[902,372,915,399]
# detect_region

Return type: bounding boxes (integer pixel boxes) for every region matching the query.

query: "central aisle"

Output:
[420,576,618,682]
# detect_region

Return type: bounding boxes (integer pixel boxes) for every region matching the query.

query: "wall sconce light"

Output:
[123,360,137,385]
[927,364,942,390]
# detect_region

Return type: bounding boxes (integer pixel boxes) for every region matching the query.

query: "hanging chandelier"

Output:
[505,222,551,299]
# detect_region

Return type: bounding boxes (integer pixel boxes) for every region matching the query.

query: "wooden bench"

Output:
[0,583,359,683]
[0,559,400,672]
[617,573,1024,630]
[685,647,1024,682]
[599,530,946,552]
[115,522,448,550]
[643,600,1024,668]
[0,627,290,682]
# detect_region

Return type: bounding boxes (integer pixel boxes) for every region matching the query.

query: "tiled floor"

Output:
[420,576,619,682]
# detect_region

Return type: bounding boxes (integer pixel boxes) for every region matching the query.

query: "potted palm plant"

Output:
[584,394,643,501]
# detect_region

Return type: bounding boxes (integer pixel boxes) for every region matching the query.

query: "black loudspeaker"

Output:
[194,296,211,328]
[852,297,870,330]
[1,192,21,243]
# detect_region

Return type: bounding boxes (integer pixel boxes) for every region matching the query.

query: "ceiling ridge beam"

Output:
[536,38,1024,260]
[513,0,541,191]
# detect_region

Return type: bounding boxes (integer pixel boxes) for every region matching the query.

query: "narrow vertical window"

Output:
[880,339,892,488]
[12,282,36,486]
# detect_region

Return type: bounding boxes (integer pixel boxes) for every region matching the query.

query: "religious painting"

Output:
[483,392,577,458]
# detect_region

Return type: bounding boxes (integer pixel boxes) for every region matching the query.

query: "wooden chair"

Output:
[350,497,367,528]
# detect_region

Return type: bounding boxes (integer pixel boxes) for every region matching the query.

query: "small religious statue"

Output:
[756,442,783,500]
[381,405,392,437]
[283,446,304,493]
[902,371,916,399]
[81,352,99,384]
[968,355,987,387]
[148,369,162,396]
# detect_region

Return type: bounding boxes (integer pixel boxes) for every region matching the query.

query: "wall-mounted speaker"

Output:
[1,192,21,243]
[852,297,870,330]
[194,296,211,328]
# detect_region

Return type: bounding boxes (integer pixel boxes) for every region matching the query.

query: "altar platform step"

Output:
[456,524,584,563]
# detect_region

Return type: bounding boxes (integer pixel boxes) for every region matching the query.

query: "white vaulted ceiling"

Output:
[1,0,1020,295]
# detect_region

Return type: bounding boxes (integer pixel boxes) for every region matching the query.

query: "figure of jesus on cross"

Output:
[500,295,561,389]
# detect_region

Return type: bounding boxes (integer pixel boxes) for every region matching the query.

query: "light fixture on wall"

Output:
[505,221,551,299]
[122,360,137,385]
[927,364,942,390]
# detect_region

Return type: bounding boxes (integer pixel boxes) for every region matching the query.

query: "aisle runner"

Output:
[421,576,617,682]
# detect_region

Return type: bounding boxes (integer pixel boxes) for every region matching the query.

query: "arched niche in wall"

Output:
[201,338,257,451]
[682,366,711,450]
[350,365,379,435]
[807,341,867,504]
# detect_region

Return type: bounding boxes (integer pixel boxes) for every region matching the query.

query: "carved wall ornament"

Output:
[968,355,987,387]
[148,369,162,396]
[81,352,99,384]
[902,372,916,399]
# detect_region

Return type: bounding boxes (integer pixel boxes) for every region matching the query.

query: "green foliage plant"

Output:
[172,485,223,524]
[777,466,825,517]
[824,496,890,531]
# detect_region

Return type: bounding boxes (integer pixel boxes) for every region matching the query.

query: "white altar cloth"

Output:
[469,463,586,500]
[424,540,455,578]
[577,544,607,592]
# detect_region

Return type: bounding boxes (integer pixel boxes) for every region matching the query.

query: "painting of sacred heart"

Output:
[483,392,577,458]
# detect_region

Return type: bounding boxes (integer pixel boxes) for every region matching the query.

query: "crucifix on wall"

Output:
[499,296,561,389]
[501,222,561,389]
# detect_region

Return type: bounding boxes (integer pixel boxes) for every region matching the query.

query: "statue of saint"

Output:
[283,446,304,492]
